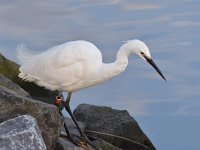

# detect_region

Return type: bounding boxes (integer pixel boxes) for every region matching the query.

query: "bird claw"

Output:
[61,131,100,150]
[80,136,101,150]
[61,133,91,150]
[78,140,90,150]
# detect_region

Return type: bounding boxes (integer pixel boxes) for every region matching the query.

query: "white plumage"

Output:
[18,39,165,92]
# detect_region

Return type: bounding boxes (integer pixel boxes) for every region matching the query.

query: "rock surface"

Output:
[92,140,122,150]
[0,115,46,150]
[55,117,94,150]
[74,104,156,150]
[56,117,121,150]
[55,137,85,150]
[0,80,61,150]
[62,117,86,136]
[0,73,30,98]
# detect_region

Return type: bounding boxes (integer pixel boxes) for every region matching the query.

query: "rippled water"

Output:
[0,1,200,149]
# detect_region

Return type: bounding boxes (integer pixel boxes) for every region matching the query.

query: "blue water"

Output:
[0,1,200,149]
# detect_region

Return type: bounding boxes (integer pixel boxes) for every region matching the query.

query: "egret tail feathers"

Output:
[18,72,39,82]
[16,44,36,64]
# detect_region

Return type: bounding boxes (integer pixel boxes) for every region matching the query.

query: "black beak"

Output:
[145,56,166,81]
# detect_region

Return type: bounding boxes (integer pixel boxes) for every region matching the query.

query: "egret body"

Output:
[18,39,165,92]
[18,39,165,149]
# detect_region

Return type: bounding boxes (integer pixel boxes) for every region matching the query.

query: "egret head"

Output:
[126,39,166,81]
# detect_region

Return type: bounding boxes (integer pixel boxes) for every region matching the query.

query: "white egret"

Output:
[18,39,166,149]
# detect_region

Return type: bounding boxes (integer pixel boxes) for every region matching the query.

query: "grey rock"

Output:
[0,115,46,150]
[0,85,61,150]
[74,104,156,150]
[54,137,85,150]
[58,117,96,150]
[0,73,30,98]
[61,117,86,136]
[59,117,118,150]
[92,140,122,150]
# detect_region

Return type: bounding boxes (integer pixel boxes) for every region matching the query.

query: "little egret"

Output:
[18,39,166,149]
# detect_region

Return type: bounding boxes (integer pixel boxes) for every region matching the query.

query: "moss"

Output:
[101,145,113,150]
[0,54,20,80]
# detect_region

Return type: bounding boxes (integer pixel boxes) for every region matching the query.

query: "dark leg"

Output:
[59,107,77,144]
[65,92,100,150]
[65,92,85,137]
[55,93,80,146]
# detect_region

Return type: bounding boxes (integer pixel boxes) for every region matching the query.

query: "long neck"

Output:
[97,44,133,82]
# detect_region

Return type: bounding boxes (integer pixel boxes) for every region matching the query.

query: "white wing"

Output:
[18,42,85,91]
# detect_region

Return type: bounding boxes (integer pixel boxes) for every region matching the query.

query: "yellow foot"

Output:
[78,140,90,150]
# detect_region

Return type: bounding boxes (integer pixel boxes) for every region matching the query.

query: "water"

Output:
[0,1,200,149]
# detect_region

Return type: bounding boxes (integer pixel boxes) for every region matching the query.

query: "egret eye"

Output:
[140,52,144,55]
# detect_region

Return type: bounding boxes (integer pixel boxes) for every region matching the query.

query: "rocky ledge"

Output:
[74,104,155,150]
[0,74,61,150]
[0,115,46,150]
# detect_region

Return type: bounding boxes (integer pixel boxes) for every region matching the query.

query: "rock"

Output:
[0,84,61,150]
[0,53,58,104]
[61,117,86,136]
[54,137,85,150]
[0,115,46,150]
[92,140,122,150]
[74,104,156,150]
[0,73,30,97]
[55,137,119,150]
[57,117,119,150]
[58,117,95,150]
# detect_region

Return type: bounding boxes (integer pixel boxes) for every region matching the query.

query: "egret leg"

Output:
[65,92,85,137]
[55,93,80,146]
[65,92,100,150]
